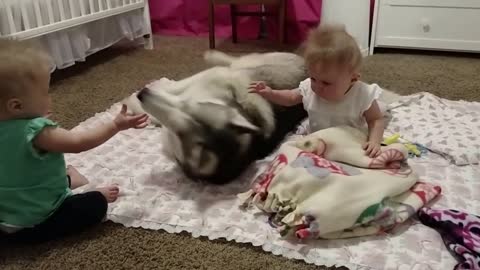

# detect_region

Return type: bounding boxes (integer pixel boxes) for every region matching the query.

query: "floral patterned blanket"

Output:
[239,126,442,239]
[419,208,480,270]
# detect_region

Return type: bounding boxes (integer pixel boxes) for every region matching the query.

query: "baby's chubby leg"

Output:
[67,165,89,189]
[67,165,120,203]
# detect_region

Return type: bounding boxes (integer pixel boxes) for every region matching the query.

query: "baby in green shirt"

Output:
[0,39,148,243]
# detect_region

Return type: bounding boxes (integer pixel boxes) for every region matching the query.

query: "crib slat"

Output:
[69,0,76,18]
[79,0,87,15]
[88,0,95,13]
[46,0,55,24]
[56,0,66,20]
[5,1,17,34]
[20,0,31,30]
[99,0,104,11]
[33,1,43,27]
[106,0,112,10]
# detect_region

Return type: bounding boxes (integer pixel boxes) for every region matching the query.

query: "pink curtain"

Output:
[148,0,322,44]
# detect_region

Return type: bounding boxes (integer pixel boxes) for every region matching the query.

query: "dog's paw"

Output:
[203,50,235,66]
[158,77,174,84]
[203,50,217,61]
[145,77,175,90]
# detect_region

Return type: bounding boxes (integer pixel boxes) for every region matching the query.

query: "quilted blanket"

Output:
[388,92,480,165]
[239,126,441,239]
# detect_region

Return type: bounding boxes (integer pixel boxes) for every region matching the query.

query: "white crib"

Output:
[0,0,153,69]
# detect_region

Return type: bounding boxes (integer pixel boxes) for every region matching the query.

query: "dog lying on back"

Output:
[123,50,308,184]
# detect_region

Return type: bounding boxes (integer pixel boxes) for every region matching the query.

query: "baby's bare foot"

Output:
[67,165,89,189]
[95,185,120,203]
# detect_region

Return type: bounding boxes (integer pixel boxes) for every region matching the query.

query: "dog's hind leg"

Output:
[203,50,237,67]
[145,64,233,98]
[150,67,229,97]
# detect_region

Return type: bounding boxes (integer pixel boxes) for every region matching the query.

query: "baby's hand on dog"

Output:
[248,81,272,96]
[114,104,149,130]
[363,141,381,158]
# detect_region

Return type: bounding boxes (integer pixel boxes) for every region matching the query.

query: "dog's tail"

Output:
[203,50,237,67]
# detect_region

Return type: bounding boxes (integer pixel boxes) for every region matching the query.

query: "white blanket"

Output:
[388,92,480,165]
[67,102,479,270]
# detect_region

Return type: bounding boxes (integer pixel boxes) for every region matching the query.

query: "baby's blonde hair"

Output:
[304,24,362,72]
[0,39,50,100]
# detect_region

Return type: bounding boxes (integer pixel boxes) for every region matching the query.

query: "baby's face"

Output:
[308,62,359,102]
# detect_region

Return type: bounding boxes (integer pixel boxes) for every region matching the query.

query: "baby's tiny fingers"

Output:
[137,119,149,127]
[138,114,149,120]
[362,143,368,150]
[366,145,374,155]
[364,143,373,151]
[130,113,148,121]
[135,122,149,129]
[139,115,149,122]
[256,83,266,90]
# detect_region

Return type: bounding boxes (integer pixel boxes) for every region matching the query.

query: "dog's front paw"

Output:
[146,77,175,89]
[203,50,217,62]
[158,77,175,84]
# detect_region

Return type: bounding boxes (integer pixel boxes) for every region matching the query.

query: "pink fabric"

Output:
[265,0,322,44]
[148,0,322,44]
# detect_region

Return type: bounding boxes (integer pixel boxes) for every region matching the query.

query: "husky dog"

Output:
[123,50,308,184]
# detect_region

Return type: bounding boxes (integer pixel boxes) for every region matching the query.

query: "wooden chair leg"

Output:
[230,4,238,43]
[209,1,215,49]
[278,0,286,44]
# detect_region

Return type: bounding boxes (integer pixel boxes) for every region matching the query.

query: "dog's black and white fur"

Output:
[123,50,308,184]
[123,50,401,184]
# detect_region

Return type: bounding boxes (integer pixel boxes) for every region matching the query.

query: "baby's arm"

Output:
[363,100,385,157]
[249,81,302,107]
[34,105,148,154]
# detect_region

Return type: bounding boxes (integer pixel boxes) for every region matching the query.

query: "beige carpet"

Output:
[1,35,479,270]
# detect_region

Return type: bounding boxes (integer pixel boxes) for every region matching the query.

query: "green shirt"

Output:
[0,117,71,227]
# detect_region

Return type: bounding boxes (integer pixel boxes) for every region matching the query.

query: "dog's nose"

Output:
[137,87,150,102]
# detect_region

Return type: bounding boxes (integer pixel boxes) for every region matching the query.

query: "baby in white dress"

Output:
[249,24,386,158]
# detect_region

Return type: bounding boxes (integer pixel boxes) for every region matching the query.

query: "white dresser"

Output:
[370,0,480,54]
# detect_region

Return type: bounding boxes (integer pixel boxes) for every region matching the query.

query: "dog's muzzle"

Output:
[137,87,150,102]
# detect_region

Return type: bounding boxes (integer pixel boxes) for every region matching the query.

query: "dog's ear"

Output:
[230,112,259,133]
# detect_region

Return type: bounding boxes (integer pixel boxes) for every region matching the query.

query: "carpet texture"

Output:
[1,35,479,270]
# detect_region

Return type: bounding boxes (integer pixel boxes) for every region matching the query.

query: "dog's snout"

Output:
[137,87,150,102]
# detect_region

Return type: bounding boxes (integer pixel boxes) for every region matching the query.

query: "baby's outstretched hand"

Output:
[363,141,381,158]
[248,81,272,96]
[114,104,149,131]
